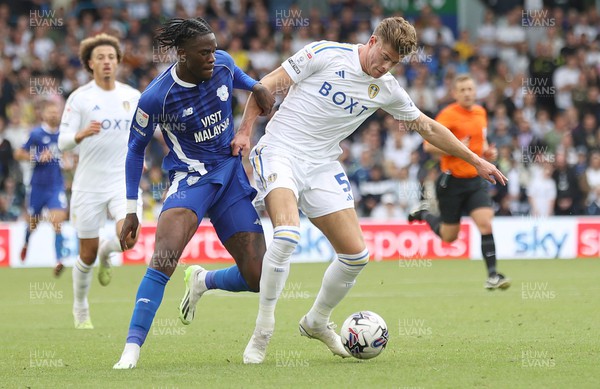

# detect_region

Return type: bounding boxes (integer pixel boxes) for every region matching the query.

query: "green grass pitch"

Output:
[1,259,599,388]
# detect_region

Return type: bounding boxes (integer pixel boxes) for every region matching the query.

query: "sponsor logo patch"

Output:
[288,58,301,74]
[136,107,149,127]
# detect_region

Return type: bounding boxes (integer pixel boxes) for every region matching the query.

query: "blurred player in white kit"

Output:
[58,33,141,329]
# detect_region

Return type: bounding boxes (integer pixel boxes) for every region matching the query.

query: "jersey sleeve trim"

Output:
[311,42,353,54]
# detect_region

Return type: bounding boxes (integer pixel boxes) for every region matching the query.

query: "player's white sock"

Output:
[306,249,369,329]
[72,257,93,310]
[255,226,300,330]
[99,237,121,260]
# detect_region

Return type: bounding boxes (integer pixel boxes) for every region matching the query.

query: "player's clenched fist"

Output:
[230,131,250,157]
[75,120,101,143]
[119,213,139,251]
[483,143,498,162]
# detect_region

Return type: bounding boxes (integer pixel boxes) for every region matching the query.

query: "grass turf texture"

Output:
[1,259,599,388]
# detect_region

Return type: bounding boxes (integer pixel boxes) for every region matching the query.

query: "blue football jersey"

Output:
[22,126,63,187]
[125,50,258,199]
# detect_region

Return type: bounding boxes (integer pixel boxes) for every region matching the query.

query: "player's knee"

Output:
[269,225,301,262]
[478,224,493,235]
[79,243,98,263]
[441,233,458,243]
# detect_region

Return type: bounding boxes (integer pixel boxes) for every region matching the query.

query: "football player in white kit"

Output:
[232,17,508,363]
[58,33,141,329]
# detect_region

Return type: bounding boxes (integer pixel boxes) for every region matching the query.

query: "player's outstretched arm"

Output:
[252,83,275,116]
[232,65,275,116]
[405,114,507,185]
[231,67,293,156]
[423,136,471,156]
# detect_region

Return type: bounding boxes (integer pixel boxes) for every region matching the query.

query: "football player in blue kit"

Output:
[15,101,67,277]
[113,17,274,369]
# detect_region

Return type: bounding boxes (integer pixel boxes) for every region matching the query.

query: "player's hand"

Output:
[119,213,139,251]
[76,121,101,142]
[231,131,250,157]
[474,157,507,185]
[483,143,498,162]
[252,83,275,116]
[37,149,53,163]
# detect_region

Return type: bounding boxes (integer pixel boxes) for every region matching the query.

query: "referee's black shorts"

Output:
[435,174,493,224]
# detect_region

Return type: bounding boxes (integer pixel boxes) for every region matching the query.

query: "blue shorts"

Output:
[161,158,263,243]
[28,185,67,216]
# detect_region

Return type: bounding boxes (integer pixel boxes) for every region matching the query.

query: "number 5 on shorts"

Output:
[335,173,351,192]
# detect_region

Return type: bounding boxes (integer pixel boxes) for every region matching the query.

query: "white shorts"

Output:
[250,145,355,218]
[71,189,142,239]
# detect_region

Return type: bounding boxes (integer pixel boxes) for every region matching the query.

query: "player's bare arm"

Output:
[404,113,507,185]
[59,121,102,152]
[423,136,471,156]
[231,67,291,156]
[251,83,275,116]
[74,121,102,143]
[13,148,30,161]
[15,148,54,163]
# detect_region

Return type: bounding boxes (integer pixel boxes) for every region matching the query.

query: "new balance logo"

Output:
[182,107,194,117]
[92,105,100,111]
[335,70,345,79]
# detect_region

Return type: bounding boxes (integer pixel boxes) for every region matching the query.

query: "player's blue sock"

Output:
[205,266,251,292]
[25,226,31,243]
[126,268,170,347]
[54,233,64,262]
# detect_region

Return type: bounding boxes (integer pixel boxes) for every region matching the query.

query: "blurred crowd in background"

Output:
[0,0,600,222]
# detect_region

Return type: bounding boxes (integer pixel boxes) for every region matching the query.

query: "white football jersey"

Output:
[261,41,421,162]
[59,81,140,193]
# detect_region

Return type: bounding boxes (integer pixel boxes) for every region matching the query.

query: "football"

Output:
[340,311,389,359]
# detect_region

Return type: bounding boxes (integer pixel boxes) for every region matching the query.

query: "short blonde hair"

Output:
[79,33,122,74]
[452,74,475,88]
[373,17,417,58]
